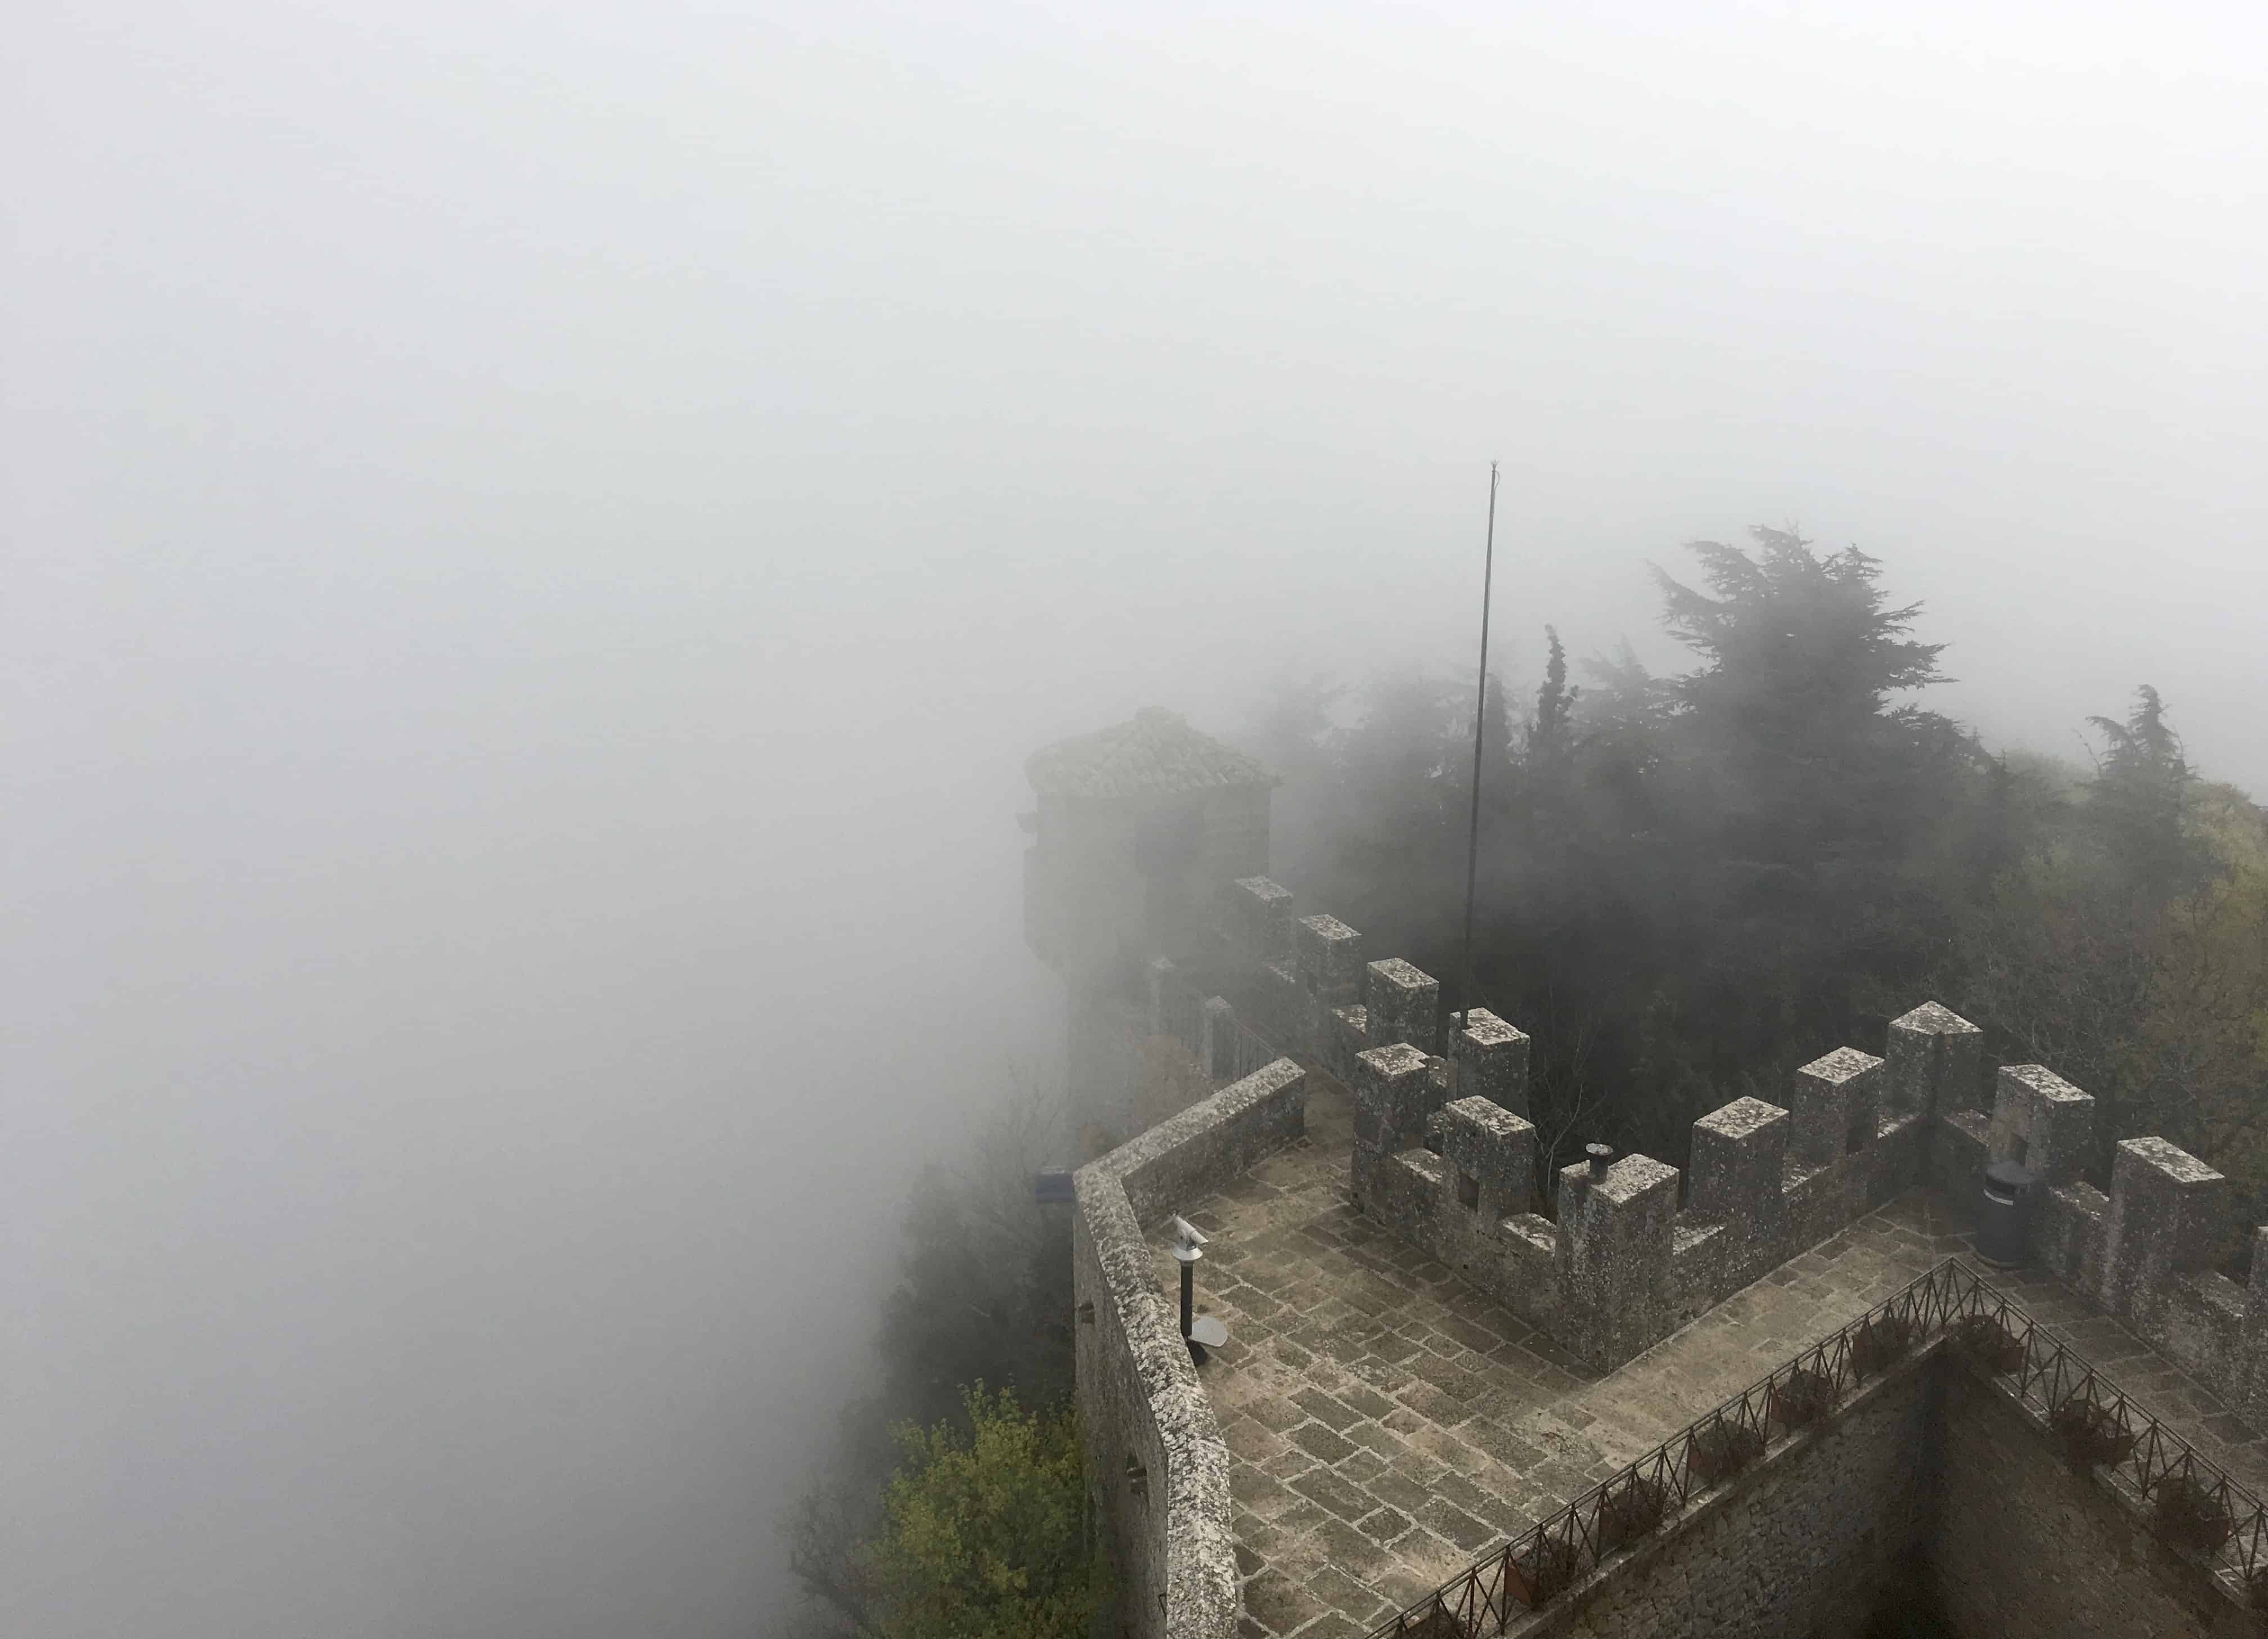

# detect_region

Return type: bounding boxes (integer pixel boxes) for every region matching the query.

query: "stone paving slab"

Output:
[1153,1073,2268,1638]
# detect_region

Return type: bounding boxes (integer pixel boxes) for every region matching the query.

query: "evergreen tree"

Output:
[1527,626,1578,771]
[2084,685,2208,899]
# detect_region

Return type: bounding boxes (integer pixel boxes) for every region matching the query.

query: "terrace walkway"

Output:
[1152,1074,2268,1639]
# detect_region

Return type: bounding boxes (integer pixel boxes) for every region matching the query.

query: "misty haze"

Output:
[8,6,2267,1639]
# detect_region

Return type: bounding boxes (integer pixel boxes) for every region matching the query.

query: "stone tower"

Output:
[1022,708,1277,1143]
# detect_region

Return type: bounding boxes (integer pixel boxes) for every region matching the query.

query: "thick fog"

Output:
[8,4,2265,1636]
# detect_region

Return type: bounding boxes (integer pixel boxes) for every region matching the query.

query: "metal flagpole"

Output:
[1459,462,1500,1029]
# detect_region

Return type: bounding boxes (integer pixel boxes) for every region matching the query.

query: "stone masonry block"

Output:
[1294,914,1364,1000]
[1831,1047,1886,1151]
[1789,1048,1881,1170]
[1885,1001,1982,1118]
[1226,875,1295,961]
[2104,1137,2227,1316]
[2243,1227,2268,1425]
[1351,1042,1434,1156]
[1429,1095,1537,1223]
[1560,1152,1681,1370]
[1990,1065,2096,1183]
[1688,1096,1790,1248]
[1363,957,1440,1054]
[1453,1010,1530,1117]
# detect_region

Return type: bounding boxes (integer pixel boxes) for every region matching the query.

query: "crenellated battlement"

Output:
[1347,1006,1956,1371]
[1931,1057,2268,1435]
[1149,872,2268,1394]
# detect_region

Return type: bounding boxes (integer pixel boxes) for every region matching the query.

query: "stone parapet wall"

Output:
[1491,1340,2254,1639]
[1355,1005,1974,1372]
[1073,1057,1311,1639]
[1518,1357,1938,1639]
[1930,1057,2268,1437]
[1217,874,2268,1422]
[1933,1363,2252,1638]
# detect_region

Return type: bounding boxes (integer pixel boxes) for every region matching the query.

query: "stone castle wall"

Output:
[1195,872,2268,1395]
[1929,1060,2268,1438]
[1073,1056,1311,1639]
[1523,1358,1937,1639]
[1932,1363,2252,1637]
[1502,1343,2253,1639]
[1207,870,1998,1371]
[1358,1005,1974,1372]
[1067,872,2268,1636]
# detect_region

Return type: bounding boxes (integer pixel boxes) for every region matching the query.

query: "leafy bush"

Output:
[1514,1534,1586,1607]
[1688,1417,1766,1485]
[1849,1311,1917,1378]
[1951,1314,2024,1374]
[2047,1397,2136,1469]
[858,1385,1107,1639]
[1772,1365,1842,1431]
[1594,1474,1669,1555]
[2152,1473,2233,1557]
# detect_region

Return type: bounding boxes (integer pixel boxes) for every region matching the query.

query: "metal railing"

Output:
[1366,1259,2268,1636]
[1155,966,1290,1086]
[1225,1016,1281,1082]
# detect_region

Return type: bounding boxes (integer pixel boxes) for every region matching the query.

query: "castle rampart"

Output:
[1029,715,2268,1637]
[1928,1059,2268,1436]
[1072,1056,1311,1639]
[1164,873,2268,1392]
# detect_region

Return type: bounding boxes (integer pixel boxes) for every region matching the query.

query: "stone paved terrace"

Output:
[1149,1073,2268,1639]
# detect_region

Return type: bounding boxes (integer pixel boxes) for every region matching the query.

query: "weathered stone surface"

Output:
[1294,915,1364,1000]
[1430,1096,1537,1227]
[1688,1098,1788,1232]
[1363,958,1440,1055]
[1559,1154,1681,1370]
[1453,1009,1530,1117]
[1934,1365,2253,1639]
[1351,1042,1444,1215]
[1989,1062,2096,1182]
[1884,999,1983,1120]
[1225,876,1295,962]
[1788,1047,1883,1172]
[1544,1358,1937,1638]
[1356,1031,1940,1373]
[1074,1056,1311,1639]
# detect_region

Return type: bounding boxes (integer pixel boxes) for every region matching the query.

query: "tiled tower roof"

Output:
[1025,708,1276,800]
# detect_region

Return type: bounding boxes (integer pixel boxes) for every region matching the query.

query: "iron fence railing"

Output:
[1156,968,1290,1085]
[1159,978,1204,1060]
[1365,1258,2268,1637]
[1227,1017,1280,1082]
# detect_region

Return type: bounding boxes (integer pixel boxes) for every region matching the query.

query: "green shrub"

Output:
[1688,1417,1766,1485]
[2047,1396,2136,1469]
[1951,1313,2024,1374]
[1772,1365,1841,1430]
[1849,1311,1916,1377]
[1594,1474,1670,1555]
[1515,1534,1586,1606]
[2152,1473,2233,1557]
[860,1385,1106,1639]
